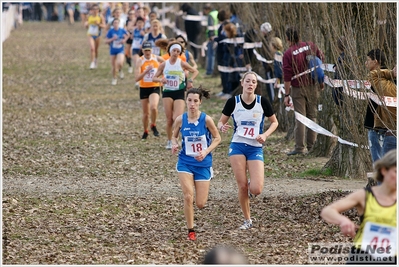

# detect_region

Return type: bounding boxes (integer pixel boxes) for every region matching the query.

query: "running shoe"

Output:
[187,231,196,241]
[90,61,95,69]
[119,70,124,79]
[239,219,253,230]
[141,132,148,140]
[128,66,133,73]
[165,140,172,150]
[111,78,117,85]
[215,92,224,97]
[151,125,159,137]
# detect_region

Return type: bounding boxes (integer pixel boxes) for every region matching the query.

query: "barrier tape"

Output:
[324,76,397,107]
[243,42,263,49]
[253,49,283,64]
[294,111,359,147]
[217,65,248,73]
[324,76,372,89]
[182,14,207,22]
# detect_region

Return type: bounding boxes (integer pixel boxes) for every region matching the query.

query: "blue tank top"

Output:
[132,28,144,49]
[147,33,163,56]
[178,112,212,167]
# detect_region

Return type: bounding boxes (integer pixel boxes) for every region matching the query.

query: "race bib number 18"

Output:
[185,136,207,157]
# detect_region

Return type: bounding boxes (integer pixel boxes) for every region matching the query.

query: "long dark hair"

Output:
[186,86,211,100]
[367,48,387,68]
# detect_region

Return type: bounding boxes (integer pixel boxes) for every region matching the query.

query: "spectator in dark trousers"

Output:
[214,9,230,98]
[243,27,259,70]
[220,22,244,99]
[283,26,324,156]
[203,4,218,76]
[57,3,65,22]
[33,2,43,21]
[22,3,33,21]
[43,2,54,21]
[259,22,276,103]
[180,4,201,61]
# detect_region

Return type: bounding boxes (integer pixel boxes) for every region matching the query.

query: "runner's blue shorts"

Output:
[228,142,264,161]
[176,161,213,181]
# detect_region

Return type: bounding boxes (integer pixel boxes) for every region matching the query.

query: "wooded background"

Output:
[166,2,397,178]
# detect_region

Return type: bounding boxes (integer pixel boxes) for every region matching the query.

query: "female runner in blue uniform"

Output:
[171,87,221,241]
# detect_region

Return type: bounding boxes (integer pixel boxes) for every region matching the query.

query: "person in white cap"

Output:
[152,41,199,150]
[259,22,276,104]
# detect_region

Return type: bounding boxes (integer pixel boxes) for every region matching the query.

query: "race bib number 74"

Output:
[237,121,258,139]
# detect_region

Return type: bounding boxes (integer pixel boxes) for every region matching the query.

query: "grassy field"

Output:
[2,22,365,265]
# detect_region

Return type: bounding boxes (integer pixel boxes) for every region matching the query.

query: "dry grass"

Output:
[2,21,366,265]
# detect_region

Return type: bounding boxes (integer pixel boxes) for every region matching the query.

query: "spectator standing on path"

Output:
[79,2,90,27]
[180,4,202,61]
[320,149,397,264]
[171,87,221,241]
[56,3,65,22]
[332,36,350,107]
[85,4,105,70]
[217,71,278,230]
[259,22,276,103]
[220,22,244,100]
[270,37,284,89]
[33,2,43,21]
[65,2,75,25]
[105,18,129,86]
[283,26,324,156]
[152,41,199,150]
[43,2,54,21]
[366,49,397,158]
[134,41,165,140]
[214,9,230,98]
[203,4,218,76]
[21,3,33,21]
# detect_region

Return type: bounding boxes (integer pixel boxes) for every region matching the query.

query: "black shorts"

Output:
[140,87,160,99]
[126,38,132,45]
[162,89,185,100]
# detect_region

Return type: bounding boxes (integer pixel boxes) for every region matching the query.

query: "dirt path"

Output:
[2,21,371,265]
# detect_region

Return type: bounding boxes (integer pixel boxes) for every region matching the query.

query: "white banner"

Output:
[295,112,359,147]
